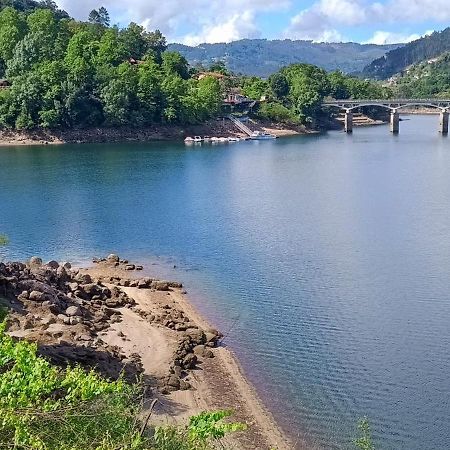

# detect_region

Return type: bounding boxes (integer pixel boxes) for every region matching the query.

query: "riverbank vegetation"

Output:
[0,1,392,133]
[0,319,245,449]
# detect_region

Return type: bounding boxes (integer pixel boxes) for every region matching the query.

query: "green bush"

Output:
[0,320,246,449]
[256,101,299,124]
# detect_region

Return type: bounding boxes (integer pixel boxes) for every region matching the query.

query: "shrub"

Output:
[256,101,299,125]
[0,320,246,449]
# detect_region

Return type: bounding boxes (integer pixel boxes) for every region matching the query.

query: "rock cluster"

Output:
[0,258,141,379]
[92,254,143,271]
[0,255,223,394]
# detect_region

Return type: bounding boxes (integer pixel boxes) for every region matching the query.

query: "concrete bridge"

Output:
[322,99,450,134]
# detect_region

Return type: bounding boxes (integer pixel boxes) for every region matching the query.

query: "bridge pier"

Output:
[439,111,449,135]
[390,111,399,134]
[344,111,353,133]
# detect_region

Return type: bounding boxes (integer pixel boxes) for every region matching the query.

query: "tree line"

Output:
[0,4,223,129]
[0,2,391,131]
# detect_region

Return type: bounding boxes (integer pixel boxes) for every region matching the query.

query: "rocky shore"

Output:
[0,119,308,147]
[0,255,293,450]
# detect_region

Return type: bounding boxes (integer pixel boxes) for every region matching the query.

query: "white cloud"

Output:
[182,11,259,45]
[285,0,447,42]
[363,31,421,45]
[55,0,290,44]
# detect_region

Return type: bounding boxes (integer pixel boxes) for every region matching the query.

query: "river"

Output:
[1,115,450,449]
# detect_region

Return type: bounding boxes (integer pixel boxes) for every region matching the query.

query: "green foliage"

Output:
[393,52,450,98]
[363,27,450,80]
[256,101,299,124]
[354,417,376,450]
[188,410,247,441]
[0,3,222,130]
[241,76,268,100]
[0,234,8,246]
[0,322,246,449]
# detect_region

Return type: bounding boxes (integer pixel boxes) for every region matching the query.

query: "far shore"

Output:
[1,256,300,450]
[0,119,313,147]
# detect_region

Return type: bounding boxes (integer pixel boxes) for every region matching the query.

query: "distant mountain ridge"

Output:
[362,27,450,80]
[168,39,401,77]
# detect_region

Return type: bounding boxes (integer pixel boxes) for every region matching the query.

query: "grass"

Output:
[0,317,245,450]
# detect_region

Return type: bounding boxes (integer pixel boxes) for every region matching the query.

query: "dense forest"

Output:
[0,1,392,131]
[169,40,400,78]
[362,27,450,80]
[392,52,450,98]
[0,3,223,129]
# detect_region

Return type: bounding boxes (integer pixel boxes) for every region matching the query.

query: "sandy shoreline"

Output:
[84,263,295,450]
[1,258,296,449]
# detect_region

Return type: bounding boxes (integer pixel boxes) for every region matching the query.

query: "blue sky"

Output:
[55,0,450,45]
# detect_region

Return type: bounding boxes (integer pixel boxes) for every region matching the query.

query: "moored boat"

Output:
[250,131,277,140]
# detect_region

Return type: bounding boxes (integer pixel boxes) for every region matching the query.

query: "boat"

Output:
[218,137,228,142]
[250,131,277,140]
[193,136,203,142]
[228,137,240,142]
[203,136,212,142]
[184,137,194,143]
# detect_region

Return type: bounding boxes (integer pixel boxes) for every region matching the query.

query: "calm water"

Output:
[1,116,450,449]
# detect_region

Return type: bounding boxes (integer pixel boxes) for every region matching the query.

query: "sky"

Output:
[55,0,450,46]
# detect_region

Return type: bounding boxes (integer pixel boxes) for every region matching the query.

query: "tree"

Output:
[96,27,127,66]
[98,7,110,27]
[162,51,189,79]
[137,58,162,123]
[241,76,268,100]
[120,22,147,60]
[146,29,166,63]
[0,7,27,65]
[269,72,289,99]
[88,9,100,25]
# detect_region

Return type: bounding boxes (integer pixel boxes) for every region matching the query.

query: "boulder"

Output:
[60,261,72,269]
[107,254,120,263]
[46,260,59,269]
[138,278,152,289]
[80,283,102,298]
[179,379,191,390]
[29,256,43,266]
[29,290,44,302]
[167,375,181,389]
[65,305,82,317]
[182,353,197,369]
[74,273,92,284]
[125,264,135,271]
[151,281,169,291]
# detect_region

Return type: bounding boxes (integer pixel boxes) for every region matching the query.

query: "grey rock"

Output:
[107,254,120,263]
[65,305,82,317]
[46,260,59,269]
[29,256,43,266]
[29,290,44,302]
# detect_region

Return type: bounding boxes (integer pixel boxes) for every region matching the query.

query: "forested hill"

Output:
[169,40,400,77]
[362,27,450,80]
[392,52,450,98]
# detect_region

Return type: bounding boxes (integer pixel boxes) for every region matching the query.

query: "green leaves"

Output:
[188,410,247,441]
[0,234,8,246]
[354,417,376,450]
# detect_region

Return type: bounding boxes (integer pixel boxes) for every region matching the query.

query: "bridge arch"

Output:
[395,103,449,112]
[346,103,394,112]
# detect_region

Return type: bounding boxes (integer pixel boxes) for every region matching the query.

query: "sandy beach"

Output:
[83,263,294,450]
[1,257,296,450]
